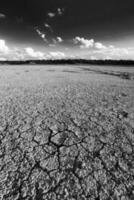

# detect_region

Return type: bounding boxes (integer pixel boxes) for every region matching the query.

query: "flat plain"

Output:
[0,64,134,200]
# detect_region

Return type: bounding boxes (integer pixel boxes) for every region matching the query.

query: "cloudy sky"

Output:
[0,0,134,60]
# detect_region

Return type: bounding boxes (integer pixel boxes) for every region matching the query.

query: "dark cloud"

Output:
[0,0,134,45]
[0,0,133,25]
[53,0,134,37]
[0,0,63,25]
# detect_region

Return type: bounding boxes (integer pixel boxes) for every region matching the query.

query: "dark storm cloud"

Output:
[0,0,134,44]
[1,0,134,26]
[0,0,64,25]
[53,0,134,39]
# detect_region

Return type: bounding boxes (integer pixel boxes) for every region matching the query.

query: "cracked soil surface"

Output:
[0,65,134,200]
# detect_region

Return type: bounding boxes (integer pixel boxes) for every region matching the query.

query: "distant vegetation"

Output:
[1,59,134,66]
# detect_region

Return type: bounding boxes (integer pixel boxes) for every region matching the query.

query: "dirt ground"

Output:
[0,64,134,200]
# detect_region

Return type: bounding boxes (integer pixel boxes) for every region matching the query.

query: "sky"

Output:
[0,0,134,60]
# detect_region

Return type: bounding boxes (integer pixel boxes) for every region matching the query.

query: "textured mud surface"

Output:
[0,65,134,200]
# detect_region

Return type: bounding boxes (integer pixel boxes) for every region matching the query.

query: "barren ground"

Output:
[0,64,134,200]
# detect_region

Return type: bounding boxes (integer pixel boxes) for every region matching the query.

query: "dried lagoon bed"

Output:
[0,64,134,200]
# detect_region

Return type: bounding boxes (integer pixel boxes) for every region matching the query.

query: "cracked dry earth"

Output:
[0,65,134,200]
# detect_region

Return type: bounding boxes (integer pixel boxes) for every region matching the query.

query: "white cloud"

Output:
[41,34,46,39]
[49,51,65,59]
[57,37,63,43]
[52,37,63,45]
[87,45,132,60]
[74,37,107,50]
[0,57,6,61]
[95,42,106,50]
[44,23,49,28]
[25,47,44,59]
[90,56,97,60]
[47,12,56,18]
[49,37,63,47]
[25,49,66,60]
[44,23,53,33]
[0,39,66,60]
[57,8,64,16]
[74,37,94,48]
[0,40,9,53]
[0,37,134,61]
[73,37,134,59]
[0,13,6,19]
[99,45,130,59]
[73,36,133,59]
[47,8,64,19]
[36,29,47,42]
[104,56,112,60]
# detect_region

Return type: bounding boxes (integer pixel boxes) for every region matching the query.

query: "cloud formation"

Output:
[73,36,134,59]
[0,39,67,60]
[34,6,65,44]
[57,37,63,43]
[95,42,106,50]
[35,29,47,42]
[74,37,94,48]
[25,47,44,59]
[74,37,107,50]
[47,7,64,19]
[47,12,56,18]
[1,38,134,61]
[49,51,65,59]
[0,40,9,53]
[100,46,129,59]
[0,13,6,19]
[24,49,65,60]
[44,23,53,33]
[51,37,63,46]
[57,8,64,16]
